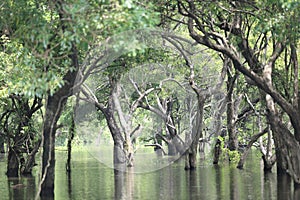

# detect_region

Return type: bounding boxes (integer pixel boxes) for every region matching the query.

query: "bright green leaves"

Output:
[0,34,64,98]
[0,0,160,100]
[255,0,300,41]
[100,0,159,38]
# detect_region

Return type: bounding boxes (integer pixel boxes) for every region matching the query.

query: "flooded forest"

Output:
[0,0,300,199]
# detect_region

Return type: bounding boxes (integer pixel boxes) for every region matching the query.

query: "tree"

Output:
[0,94,42,177]
[78,49,187,166]
[1,0,159,198]
[174,0,300,183]
[130,67,188,156]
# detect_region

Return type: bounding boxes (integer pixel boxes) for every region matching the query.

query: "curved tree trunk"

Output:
[40,67,78,198]
[212,96,227,165]
[237,128,267,169]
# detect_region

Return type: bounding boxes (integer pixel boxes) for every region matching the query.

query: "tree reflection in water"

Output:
[0,150,299,199]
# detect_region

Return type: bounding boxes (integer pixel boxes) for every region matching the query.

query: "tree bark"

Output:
[6,147,19,177]
[262,154,276,172]
[185,97,204,170]
[213,137,222,165]
[237,128,268,169]
[107,116,126,165]
[211,95,227,165]
[0,139,4,153]
[227,67,238,151]
[21,139,41,175]
[40,96,60,198]
[40,65,78,198]
[268,114,300,184]
[66,111,75,173]
[112,84,134,166]
[103,94,126,165]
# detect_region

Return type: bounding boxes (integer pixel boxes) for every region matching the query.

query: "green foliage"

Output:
[217,136,241,164]
[0,0,161,151]
[0,0,160,99]
[254,1,300,41]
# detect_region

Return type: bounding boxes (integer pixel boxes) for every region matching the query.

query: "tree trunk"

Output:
[38,28,79,196]
[40,97,60,198]
[0,139,4,153]
[166,98,182,156]
[262,154,276,172]
[213,138,222,165]
[265,93,300,183]
[7,147,19,177]
[92,80,127,168]
[40,70,77,198]
[211,94,227,165]
[237,128,267,169]
[213,128,227,165]
[269,116,300,183]
[259,124,276,172]
[226,59,239,151]
[66,109,75,173]
[66,95,79,173]
[168,142,177,156]
[112,84,134,167]
[227,70,238,151]
[104,109,126,165]
[185,98,204,170]
[21,139,41,175]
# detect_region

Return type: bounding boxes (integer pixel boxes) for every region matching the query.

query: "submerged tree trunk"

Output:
[268,113,300,183]
[259,124,276,172]
[82,78,128,168]
[237,128,267,169]
[211,95,227,165]
[111,131,126,165]
[66,97,77,173]
[112,84,134,167]
[185,98,205,170]
[227,68,239,151]
[21,139,41,175]
[7,147,19,177]
[66,112,75,173]
[0,138,4,153]
[40,68,78,198]
[213,128,227,165]
[40,97,61,198]
[104,105,126,165]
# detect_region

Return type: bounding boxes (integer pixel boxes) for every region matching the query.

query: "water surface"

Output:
[0,150,299,199]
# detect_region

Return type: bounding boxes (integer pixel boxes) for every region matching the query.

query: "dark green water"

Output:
[0,150,299,200]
